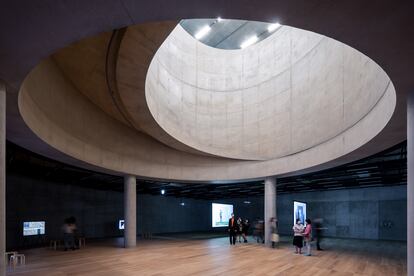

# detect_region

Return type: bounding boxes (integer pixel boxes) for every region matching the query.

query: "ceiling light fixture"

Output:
[217,17,223,22]
[161,189,165,195]
[267,22,281,32]
[195,25,211,40]
[240,35,258,49]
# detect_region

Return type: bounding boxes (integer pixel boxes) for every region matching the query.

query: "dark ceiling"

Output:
[6,140,407,200]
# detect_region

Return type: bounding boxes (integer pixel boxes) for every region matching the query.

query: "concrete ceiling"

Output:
[1,0,413,182]
[17,22,395,180]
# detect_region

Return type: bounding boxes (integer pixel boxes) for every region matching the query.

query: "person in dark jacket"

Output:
[228,213,237,245]
[242,219,250,243]
[314,218,324,250]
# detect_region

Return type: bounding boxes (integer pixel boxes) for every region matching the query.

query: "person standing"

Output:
[270,217,279,248]
[303,218,313,256]
[314,218,324,250]
[62,216,77,251]
[253,219,259,242]
[258,220,265,243]
[228,213,237,245]
[242,219,250,243]
[292,218,304,254]
[237,217,243,243]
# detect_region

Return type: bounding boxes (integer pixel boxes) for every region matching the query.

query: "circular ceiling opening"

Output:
[180,18,280,49]
[146,19,395,161]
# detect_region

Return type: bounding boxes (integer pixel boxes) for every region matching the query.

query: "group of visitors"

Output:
[228,213,250,245]
[228,215,279,248]
[292,218,312,256]
[293,218,324,256]
[251,217,279,247]
[228,213,324,257]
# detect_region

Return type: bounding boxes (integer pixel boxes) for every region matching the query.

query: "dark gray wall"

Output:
[6,174,124,249]
[277,186,407,241]
[6,174,407,250]
[137,196,263,234]
[6,175,262,249]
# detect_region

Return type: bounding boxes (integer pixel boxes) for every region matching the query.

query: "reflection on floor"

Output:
[7,235,406,276]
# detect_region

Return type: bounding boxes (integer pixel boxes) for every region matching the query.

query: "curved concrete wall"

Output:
[17,22,396,181]
[115,22,215,157]
[51,31,130,127]
[146,25,391,160]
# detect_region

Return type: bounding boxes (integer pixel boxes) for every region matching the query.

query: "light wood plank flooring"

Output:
[7,236,406,276]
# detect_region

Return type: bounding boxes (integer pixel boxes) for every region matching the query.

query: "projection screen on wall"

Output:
[23,221,45,236]
[119,219,125,230]
[212,203,233,227]
[293,201,307,225]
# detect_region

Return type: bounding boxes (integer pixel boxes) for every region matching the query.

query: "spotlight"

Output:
[180,202,185,206]
[161,189,165,195]
[267,22,281,32]
[195,25,211,40]
[217,17,223,22]
[240,35,258,49]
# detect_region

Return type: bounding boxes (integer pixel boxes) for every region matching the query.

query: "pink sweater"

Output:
[303,224,312,238]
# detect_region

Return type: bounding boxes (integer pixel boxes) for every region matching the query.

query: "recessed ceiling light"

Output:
[268,22,281,32]
[195,25,211,40]
[240,35,258,49]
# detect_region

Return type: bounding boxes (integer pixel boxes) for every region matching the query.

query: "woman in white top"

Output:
[292,218,304,254]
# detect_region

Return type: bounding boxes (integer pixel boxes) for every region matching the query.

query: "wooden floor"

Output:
[7,236,407,276]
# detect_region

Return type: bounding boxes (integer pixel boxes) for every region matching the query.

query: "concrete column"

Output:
[124,175,136,248]
[264,177,277,247]
[0,83,5,276]
[408,92,414,276]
